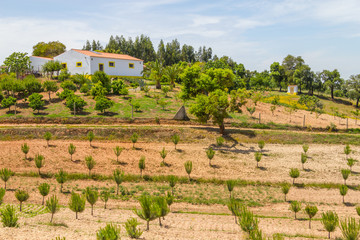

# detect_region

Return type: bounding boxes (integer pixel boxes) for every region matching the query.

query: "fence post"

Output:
[259,113,261,124]
[73,102,76,117]
[347,118,348,130]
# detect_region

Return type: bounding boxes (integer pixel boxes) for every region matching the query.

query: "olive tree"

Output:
[289,201,301,219]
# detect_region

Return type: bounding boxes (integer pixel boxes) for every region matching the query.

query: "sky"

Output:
[1,0,360,78]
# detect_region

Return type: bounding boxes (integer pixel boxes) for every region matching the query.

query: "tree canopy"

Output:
[32,41,66,58]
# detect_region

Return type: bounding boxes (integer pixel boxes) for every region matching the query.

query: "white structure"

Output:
[54,49,143,77]
[29,56,53,72]
[287,85,298,95]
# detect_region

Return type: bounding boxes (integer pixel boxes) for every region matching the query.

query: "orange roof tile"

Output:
[72,49,143,61]
[31,56,53,60]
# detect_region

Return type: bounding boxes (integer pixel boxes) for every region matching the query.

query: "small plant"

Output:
[34,154,45,175]
[356,206,360,217]
[124,217,143,239]
[44,132,52,147]
[216,136,225,146]
[206,147,215,166]
[0,168,13,190]
[1,205,18,227]
[69,192,86,219]
[158,99,169,110]
[344,144,351,160]
[341,169,351,185]
[85,187,99,216]
[46,195,59,223]
[162,85,170,97]
[139,156,145,177]
[184,160,192,181]
[254,152,262,168]
[155,117,160,124]
[290,201,301,219]
[96,223,121,240]
[340,184,348,204]
[85,156,96,176]
[321,211,338,239]
[302,144,309,154]
[21,143,30,160]
[281,183,291,201]
[166,191,174,211]
[168,175,178,195]
[154,196,169,227]
[246,106,256,116]
[239,206,259,235]
[133,195,159,231]
[171,134,180,149]
[289,168,300,184]
[100,190,110,209]
[38,183,50,205]
[159,147,168,165]
[131,133,139,149]
[113,169,124,195]
[87,131,95,147]
[0,188,5,205]
[340,217,360,240]
[68,143,76,161]
[347,158,356,171]
[113,146,123,163]
[305,205,318,229]
[258,140,265,152]
[55,169,67,193]
[15,189,29,212]
[226,180,236,199]
[301,153,307,170]
[227,198,242,224]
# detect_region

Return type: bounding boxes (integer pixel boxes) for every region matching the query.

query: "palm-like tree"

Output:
[164,64,180,88]
[150,60,164,89]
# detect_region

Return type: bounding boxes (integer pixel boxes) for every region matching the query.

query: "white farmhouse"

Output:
[29,56,53,72]
[54,49,143,77]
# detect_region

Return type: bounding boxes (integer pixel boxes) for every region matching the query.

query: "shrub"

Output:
[184,160,192,181]
[159,147,167,165]
[113,169,124,195]
[301,153,307,170]
[344,144,351,159]
[171,134,180,149]
[340,217,360,240]
[85,156,96,176]
[58,69,70,82]
[92,71,111,92]
[0,168,13,190]
[91,82,108,98]
[60,80,77,91]
[246,106,256,116]
[168,175,178,195]
[154,196,169,226]
[111,79,127,95]
[1,96,16,112]
[113,146,123,163]
[1,205,18,227]
[69,192,86,219]
[254,152,262,168]
[21,143,30,159]
[124,217,143,239]
[34,154,45,175]
[58,89,75,100]
[166,191,174,211]
[55,169,67,193]
[28,93,44,113]
[155,117,160,124]
[139,156,146,177]
[226,180,236,198]
[321,211,338,239]
[357,206,360,217]
[326,122,337,132]
[85,187,98,216]
[44,132,52,147]
[100,190,110,209]
[258,140,265,152]
[305,205,318,229]
[80,83,91,95]
[65,95,87,113]
[38,183,50,205]
[216,136,224,146]
[227,198,243,224]
[162,86,170,97]
[68,143,76,161]
[302,144,309,154]
[239,206,259,235]
[133,195,159,231]
[15,189,29,212]
[341,169,351,185]
[347,158,356,171]
[0,188,5,205]
[340,185,348,203]
[95,97,114,114]
[289,168,300,184]
[46,195,59,223]
[289,201,301,219]
[133,102,140,112]
[96,223,121,240]
[281,183,291,201]
[131,133,139,149]
[206,147,215,166]
[24,75,43,94]
[158,99,169,110]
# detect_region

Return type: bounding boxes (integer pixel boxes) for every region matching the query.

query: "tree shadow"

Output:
[76,111,91,116]
[47,144,57,148]
[344,202,355,207]
[294,183,305,188]
[211,164,221,169]
[71,159,81,164]
[112,161,128,166]
[161,162,172,167]
[97,112,119,117]
[175,149,184,153]
[5,110,20,114]
[33,112,49,116]
[39,173,52,179]
[258,166,267,171]
[304,168,314,172]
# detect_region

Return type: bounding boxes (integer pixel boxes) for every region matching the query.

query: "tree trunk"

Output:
[357,98,359,108]
[159,217,162,227]
[219,122,225,135]
[331,88,334,99]
[147,220,149,230]
[20,202,22,212]
[48,92,51,103]
[188,174,191,182]
[328,232,330,239]
[60,183,63,193]
[91,205,93,216]
[42,196,44,205]
[294,212,296,219]
[156,80,161,89]
[229,191,231,199]
[309,219,311,229]
[50,213,54,223]
[284,194,287,202]
[76,212,78,219]
[343,195,345,203]
[4,181,6,190]
[104,201,107,209]
[117,185,119,195]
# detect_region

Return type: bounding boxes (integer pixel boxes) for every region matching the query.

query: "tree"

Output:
[258,140,265,152]
[281,183,291,201]
[28,93,45,113]
[46,195,59,223]
[159,147,167,165]
[92,71,111,92]
[254,152,262,168]
[69,192,86,219]
[270,62,286,91]
[68,143,76,161]
[341,169,351,185]
[55,169,67,193]
[95,97,114,114]
[44,132,52,147]
[321,69,343,99]
[34,154,45,175]
[32,41,66,58]
[184,160,192,181]
[1,96,16,112]
[164,64,181,88]
[111,79,128,95]
[161,86,170,97]
[340,185,348,203]
[154,196,169,227]
[289,201,301,219]
[352,109,360,125]
[100,190,110,209]
[149,60,164,89]
[124,217,143,239]
[43,80,59,102]
[348,158,356,171]
[321,211,338,239]
[1,205,18,227]
[133,195,159,231]
[227,198,242,224]
[113,169,124,195]
[113,146,123,163]
[166,191,174,211]
[305,205,318,229]
[301,153,307,170]
[87,131,95,147]
[303,144,309,154]
[344,144,351,160]
[65,95,87,114]
[239,206,259,236]
[85,187,98,216]
[289,168,300,184]
[85,156,96,176]
[246,106,256,116]
[206,147,215,166]
[38,183,50,205]
[15,189,29,212]
[21,143,29,160]
[131,133,139,149]
[226,180,236,199]
[0,168,13,190]
[347,74,360,107]
[168,175,178,195]
[96,223,121,240]
[3,52,30,79]
[139,156,145,177]
[340,217,360,240]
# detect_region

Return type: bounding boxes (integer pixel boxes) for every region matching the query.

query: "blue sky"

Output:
[1,0,360,78]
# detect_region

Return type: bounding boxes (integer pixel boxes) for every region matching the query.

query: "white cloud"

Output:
[191,15,221,27]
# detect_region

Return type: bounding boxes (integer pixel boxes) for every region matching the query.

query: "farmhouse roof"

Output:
[72,49,143,61]
[0,66,7,69]
[30,56,53,60]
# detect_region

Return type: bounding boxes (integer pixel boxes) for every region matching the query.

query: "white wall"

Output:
[54,50,91,75]
[90,57,143,77]
[29,56,51,72]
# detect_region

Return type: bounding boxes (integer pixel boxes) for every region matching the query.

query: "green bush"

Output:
[58,69,71,82]
[124,217,143,239]
[28,93,45,113]
[60,80,77,91]
[1,205,18,227]
[15,189,29,212]
[96,223,121,240]
[216,136,225,146]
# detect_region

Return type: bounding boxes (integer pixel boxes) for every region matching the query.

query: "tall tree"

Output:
[3,52,31,79]
[270,62,286,91]
[282,54,304,84]
[321,69,343,99]
[32,41,66,58]
[347,74,360,107]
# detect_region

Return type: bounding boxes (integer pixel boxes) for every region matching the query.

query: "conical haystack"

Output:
[173,105,190,121]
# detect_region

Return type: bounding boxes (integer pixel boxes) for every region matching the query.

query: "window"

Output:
[109,61,115,67]
[99,63,104,71]
[129,63,134,68]
[61,63,67,69]
[76,62,82,67]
